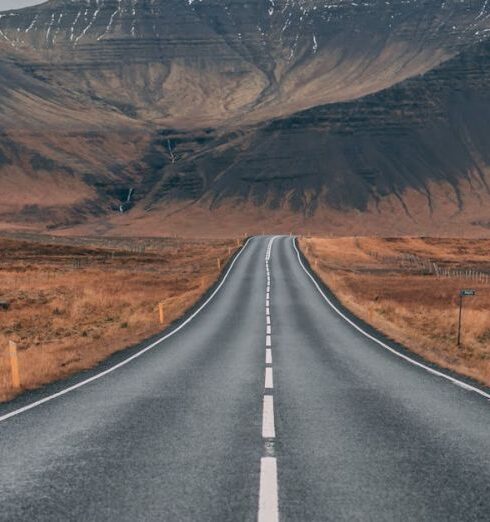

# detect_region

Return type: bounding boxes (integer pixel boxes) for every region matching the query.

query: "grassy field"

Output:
[0,236,240,402]
[300,237,490,386]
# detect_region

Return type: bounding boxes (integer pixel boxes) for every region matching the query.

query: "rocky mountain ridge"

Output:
[0,0,490,235]
[2,0,490,127]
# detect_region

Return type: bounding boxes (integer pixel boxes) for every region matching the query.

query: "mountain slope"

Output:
[1,0,490,235]
[1,0,489,126]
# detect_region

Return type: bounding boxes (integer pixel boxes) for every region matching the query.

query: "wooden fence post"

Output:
[8,341,21,390]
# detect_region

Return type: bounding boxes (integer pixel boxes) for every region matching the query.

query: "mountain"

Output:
[1,0,490,236]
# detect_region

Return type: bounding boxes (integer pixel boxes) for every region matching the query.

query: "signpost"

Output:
[457,289,476,347]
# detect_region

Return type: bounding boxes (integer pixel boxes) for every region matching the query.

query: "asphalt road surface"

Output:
[0,236,489,521]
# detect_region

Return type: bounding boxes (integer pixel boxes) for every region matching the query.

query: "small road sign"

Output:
[458,290,476,346]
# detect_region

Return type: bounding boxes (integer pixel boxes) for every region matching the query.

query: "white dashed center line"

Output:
[266,349,272,365]
[265,367,274,389]
[259,457,279,522]
[259,236,279,522]
[262,395,276,438]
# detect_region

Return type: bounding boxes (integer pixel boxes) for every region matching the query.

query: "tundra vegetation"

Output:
[0,236,239,402]
[301,237,490,386]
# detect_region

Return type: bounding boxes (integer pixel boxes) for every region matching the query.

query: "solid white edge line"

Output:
[262,395,275,439]
[265,367,274,389]
[292,238,490,401]
[0,237,256,424]
[258,457,279,522]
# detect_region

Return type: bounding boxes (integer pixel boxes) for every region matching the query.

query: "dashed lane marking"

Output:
[262,395,275,439]
[260,236,280,522]
[265,367,274,389]
[258,457,279,522]
[266,349,272,365]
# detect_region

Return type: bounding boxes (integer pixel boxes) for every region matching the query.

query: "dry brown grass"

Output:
[0,236,240,402]
[300,237,490,386]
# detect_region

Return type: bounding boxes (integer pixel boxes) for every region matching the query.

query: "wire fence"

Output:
[364,248,490,283]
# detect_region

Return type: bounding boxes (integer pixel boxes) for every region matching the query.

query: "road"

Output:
[0,235,489,521]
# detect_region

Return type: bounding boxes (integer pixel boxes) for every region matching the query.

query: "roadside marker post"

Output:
[217,258,221,270]
[8,341,21,390]
[159,303,165,325]
[457,289,476,347]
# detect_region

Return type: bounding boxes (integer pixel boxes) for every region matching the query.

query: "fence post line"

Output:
[8,341,21,390]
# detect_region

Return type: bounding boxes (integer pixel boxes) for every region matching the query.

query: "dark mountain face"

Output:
[0,1,490,234]
[163,39,490,213]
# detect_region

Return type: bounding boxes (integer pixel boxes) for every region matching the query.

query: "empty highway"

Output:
[0,236,489,521]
